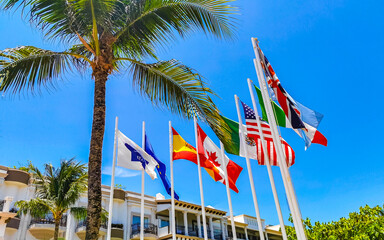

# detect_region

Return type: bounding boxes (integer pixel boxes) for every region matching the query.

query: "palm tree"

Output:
[0,0,237,238]
[16,159,88,240]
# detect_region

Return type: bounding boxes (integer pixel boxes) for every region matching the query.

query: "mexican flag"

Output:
[220,116,295,167]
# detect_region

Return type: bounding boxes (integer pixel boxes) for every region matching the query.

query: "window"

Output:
[160,219,169,228]
[133,216,149,224]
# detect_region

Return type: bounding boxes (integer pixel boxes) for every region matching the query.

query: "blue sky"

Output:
[1,0,384,227]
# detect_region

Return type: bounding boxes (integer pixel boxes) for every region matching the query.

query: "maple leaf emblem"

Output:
[206,150,220,167]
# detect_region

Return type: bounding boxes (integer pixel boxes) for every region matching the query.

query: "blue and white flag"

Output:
[117,130,158,180]
[145,133,180,200]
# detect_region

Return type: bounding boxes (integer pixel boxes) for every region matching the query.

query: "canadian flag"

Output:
[197,124,243,193]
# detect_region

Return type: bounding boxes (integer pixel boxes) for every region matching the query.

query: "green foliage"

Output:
[114,183,126,190]
[286,205,384,240]
[0,0,237,140]
[15,159,88,240]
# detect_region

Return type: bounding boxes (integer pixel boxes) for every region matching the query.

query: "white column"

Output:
[65,209,76,240]
[3,196,13,212]
[197,214,202,238]
[220,219,225,240]
[17,186,35,240]
[209,217,214,240]
[125,203,131,240]
[0,219,6,240]
[183,211,188,236]
[245,227,249,240]
[0,197,14,240]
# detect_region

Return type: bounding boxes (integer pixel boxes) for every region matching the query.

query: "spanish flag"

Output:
[172,127,198,164]
[172,127,242,193]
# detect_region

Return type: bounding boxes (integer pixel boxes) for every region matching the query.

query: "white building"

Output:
[0,165,283,240]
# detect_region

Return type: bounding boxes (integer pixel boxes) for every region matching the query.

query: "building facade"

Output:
[0,165,283,240]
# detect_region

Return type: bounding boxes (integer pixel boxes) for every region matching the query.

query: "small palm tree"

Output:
[0,0,237,239]
[16,159,88,240]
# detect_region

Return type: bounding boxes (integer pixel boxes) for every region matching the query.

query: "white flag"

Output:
[117,130,158,180]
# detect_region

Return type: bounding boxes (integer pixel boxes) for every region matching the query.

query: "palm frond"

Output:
[0,46,88,94]
[71,207,88,221]
[71,207,108,222]
[123,58,230,140]
[114,0,238,58]
[15,198,52,218]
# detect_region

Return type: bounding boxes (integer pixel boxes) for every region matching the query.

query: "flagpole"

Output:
[250,40,301,237]
[107,116,118,240]
[234,95,265,240]
[140,121,145,240]
[251,37,306,240]
[219,141,237,240]
[194,116,208,240]
[169,121,176,240]
[247,78,288,240]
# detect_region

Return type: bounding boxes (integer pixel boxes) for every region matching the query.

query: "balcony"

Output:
[6,217,21,230]
[110,223,124,239]
[131,223,157,240]
[28,216,67,240]
[0,200,18,220]
[173,226,212,238]
[75,220,107,240]
[5,168,30,185]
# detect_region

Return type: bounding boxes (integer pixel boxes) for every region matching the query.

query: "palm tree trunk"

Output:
[54,218,60,240]
[85,69,108,240]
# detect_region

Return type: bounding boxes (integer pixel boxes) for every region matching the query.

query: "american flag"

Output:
[241,101,295,167]
[258,45,305,129]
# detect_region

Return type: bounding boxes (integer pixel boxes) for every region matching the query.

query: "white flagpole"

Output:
[107,116,118,240]
[234,95,265,240]
[194,116,208,240]
[250,39,301,238]
[251,37,306,240]
[169,121,176,240]
[247,78,288,240]
[140,121,146,240]
[219,141,237,240]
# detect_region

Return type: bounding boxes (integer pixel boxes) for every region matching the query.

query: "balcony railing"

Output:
[175,225,186,235]
[131,223,157,237]
[76,220,108,231]
[188,227,198,237]
[29,215,67,227]
[0,200,5,212]
[176,226,211,238]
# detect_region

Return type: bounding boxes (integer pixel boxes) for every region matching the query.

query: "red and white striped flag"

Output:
[241,101,295,167]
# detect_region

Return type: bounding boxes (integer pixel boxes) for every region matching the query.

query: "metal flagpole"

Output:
[234,95,265,240]
[140,121,146,240]
[247,78,288,240]
[169,121,176,240]
[251,37,307,240]
[251,51,304,240]
[219,141,237,240]
[249,39,301,238]
[107,116,118,240]
[193,116,208,240]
